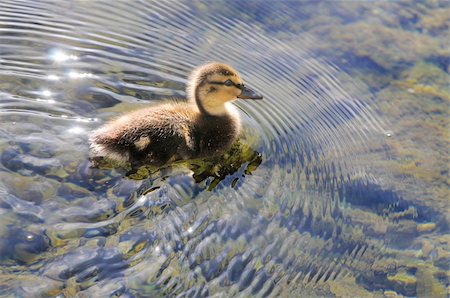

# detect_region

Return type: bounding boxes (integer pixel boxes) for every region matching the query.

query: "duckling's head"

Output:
[187,62,262,116]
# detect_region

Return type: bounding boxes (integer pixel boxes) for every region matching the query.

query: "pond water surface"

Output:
[0,1,448,297]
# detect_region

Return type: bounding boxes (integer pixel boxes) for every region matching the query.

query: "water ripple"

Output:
[0,1,442,297]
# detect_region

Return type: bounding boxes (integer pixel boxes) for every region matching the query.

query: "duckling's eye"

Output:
[224,80,233,86]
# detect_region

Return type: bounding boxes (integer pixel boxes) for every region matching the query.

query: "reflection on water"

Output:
[0,0,448,297]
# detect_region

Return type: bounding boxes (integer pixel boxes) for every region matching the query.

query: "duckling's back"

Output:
[89,102,199,166]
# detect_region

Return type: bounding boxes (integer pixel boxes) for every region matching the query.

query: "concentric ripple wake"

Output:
[0,1,435,297]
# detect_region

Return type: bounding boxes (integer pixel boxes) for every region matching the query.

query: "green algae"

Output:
[111,140,262,191]
[376,66,449,211]
[328,276,376,298]
[419,7,450,35]
[323,22,441,71]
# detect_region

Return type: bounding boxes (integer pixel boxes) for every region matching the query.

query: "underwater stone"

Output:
[385,220,417,248]
[57,182,93,200]
[387,273,417,297]
[0,173,58,204]
[432,248,449,269]
[383,290,401,298]
[416,222,436,233]
[416,265,447,298]
[0,274,63,297]
[226,255,246,283]
[0,227,50,265]
[238,267,256,291]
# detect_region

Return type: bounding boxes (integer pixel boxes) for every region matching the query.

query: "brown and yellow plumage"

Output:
[89,62,262,167]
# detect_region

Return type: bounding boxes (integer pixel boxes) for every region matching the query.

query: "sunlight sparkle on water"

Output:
[36,98,55,104]
[41,90,52,97]
[68,71,94,79]
[51,50,78,62]
[75,117,97,123]
[47,75,60,81]
[138,195,147,204]
[68,126,85,134]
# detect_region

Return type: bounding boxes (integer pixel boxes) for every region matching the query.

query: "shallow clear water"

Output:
[0,1,448,297]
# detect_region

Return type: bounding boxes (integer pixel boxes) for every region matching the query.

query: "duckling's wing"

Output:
[124,105,197,163]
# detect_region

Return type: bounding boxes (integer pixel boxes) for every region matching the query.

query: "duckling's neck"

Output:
[193,88,234,116]
[202,101,233,116]
[194,103,241,156]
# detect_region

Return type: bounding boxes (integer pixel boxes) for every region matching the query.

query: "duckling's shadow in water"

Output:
[93,141,262,192]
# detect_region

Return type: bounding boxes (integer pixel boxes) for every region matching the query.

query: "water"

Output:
[0,1,448,297]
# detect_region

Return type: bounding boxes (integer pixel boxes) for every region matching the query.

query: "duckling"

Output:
[89,62,263,167]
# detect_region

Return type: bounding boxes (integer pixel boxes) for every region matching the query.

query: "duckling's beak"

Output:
[238,86,263,100]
